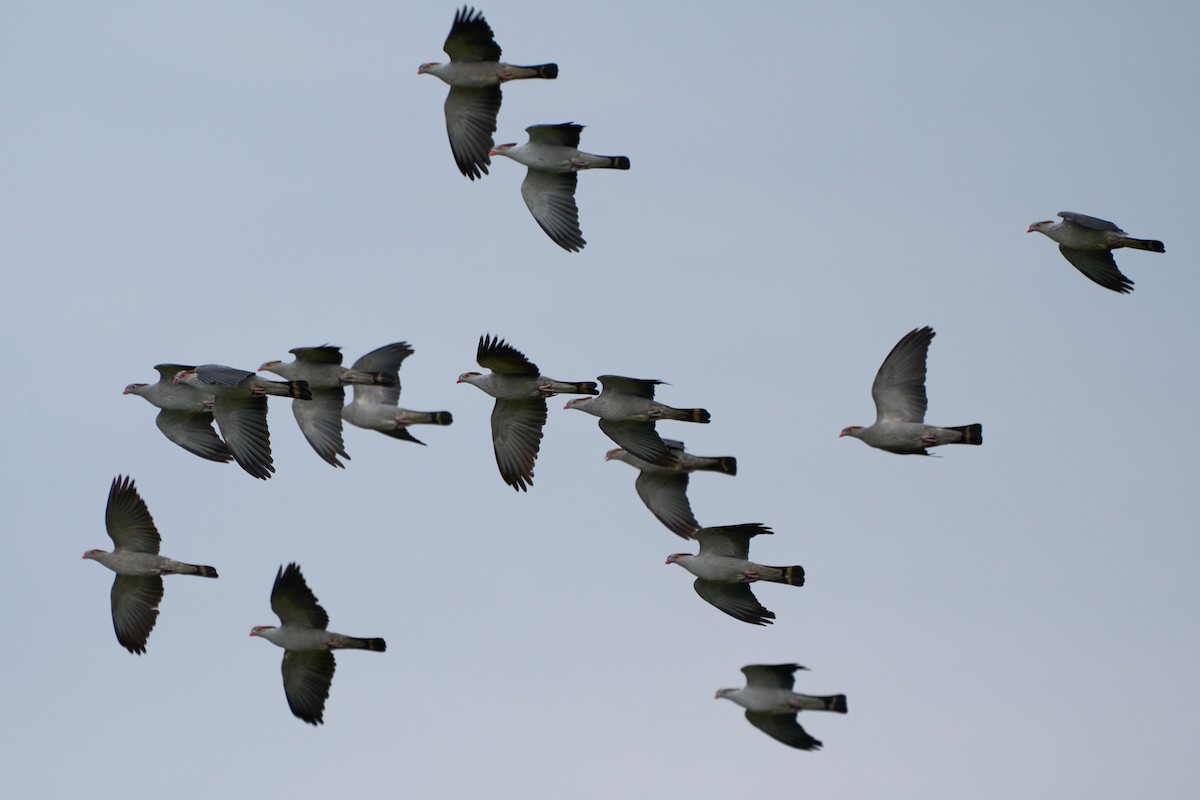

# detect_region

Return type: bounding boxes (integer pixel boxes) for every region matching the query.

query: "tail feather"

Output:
[695,455,737,475]
[431,411,453,426]
[537,63,558,79]
[1118,236,1165,253]
[949,423,982,445]
[764,565,805,586]
[671,407,710,423]
[361,637,387,652]
[822,694,848,714]
[178,563,218,578]
[290,380,313,401]
[603,156,631,170]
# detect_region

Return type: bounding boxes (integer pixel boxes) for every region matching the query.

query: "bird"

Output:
[418,6,558,180]
[605,439,736,539]
[250,563,387,726]
[341,341,453,445]
[491,123,630,251]
[839,326,981,455]
[259,345,397,468]
[715,664,847,751]
[565,375,709,468]
[174,365,311,480]
[1028,211,1164,294]
[83,476,218,654]
[123,363,233,463]
[665,524,803,625]
[458,334,597,491]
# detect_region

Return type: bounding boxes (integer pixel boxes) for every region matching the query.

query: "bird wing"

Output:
[520,168,584,252]
[744,711,823,750]
[105,475,161,554]
[634,471,698,539]
[1058,246,1134,293]
[289,345,343,365]
[270,564,330,629]
[742,663,804,691]
[110,575,163,654]
[597,375,661,400]
[871,327,933,423]
[477,334,539,375]
[694,524,771,560]
[444,85,500,180]
[526,122,582,149]
[349,342,414,405]
[282,649,336,725]
[443,6,501,62]
[1059,211,1123,233]
[490,398,546,491]
[211,394,274,479]
[292,388,349,468]
[598,419,675,467]
[693,579,774,625]
[155,409,233,463]
[193,364,254,390]
[379,427,425,446]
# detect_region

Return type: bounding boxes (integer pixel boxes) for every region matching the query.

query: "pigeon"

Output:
[565,375,709,468]
[457,334,597,491]
[250,563,387,726]
[174,365,311,480]
[491,123,630,251]
[839,327,981,455]
[605,439,736,539]
[715,664,847,751]
[1028,211,1165,294]
[259,345,397,468]
[341,342,453,445]
[83,476,218,654]
[666,524,803,625]
[123,363,232,463]
[419,6,558,180]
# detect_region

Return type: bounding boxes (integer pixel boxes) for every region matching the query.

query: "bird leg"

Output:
[569,157,587,172]
[741,570,760,583]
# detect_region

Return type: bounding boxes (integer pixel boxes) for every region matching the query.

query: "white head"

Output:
[457,371,482,385]
[172,368,196,386]
[489,143,518,159]
[1027,220,1055,235]
[122,383,147,395]
[258,360,282,373]
[563,397,591,411]
[665,553,691,567]
[839,425,863,439]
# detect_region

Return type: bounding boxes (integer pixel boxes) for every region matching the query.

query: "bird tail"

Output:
[690,455,737,475]
[762,565,805,586]
[664,407,710,423]
[948,424,983,445]
[171,562,218,578]
[596,155,630,170]
[338,636,387,652]
[511,63,558,79]
[404,410,453,426]
[544,380,599,396]
[1117,236,1165,253]
[263,379,312,400]
[819,694,848,713]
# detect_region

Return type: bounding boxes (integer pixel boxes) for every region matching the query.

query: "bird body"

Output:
[666,524,803,625]
[716,664,847,751]
[83,476,218,654]
[341,342,452,445]
[251,563,385,725]
[606,440,736,538]
[566,375,709,467]
[1028,211,1164,293]
[491,123,629,251]
[839,327,981,456]
[124,364,232,463]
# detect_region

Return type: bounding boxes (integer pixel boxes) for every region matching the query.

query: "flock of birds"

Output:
[86,7,1168,747]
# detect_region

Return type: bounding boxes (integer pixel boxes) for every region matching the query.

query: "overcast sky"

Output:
[3,1,1198,797]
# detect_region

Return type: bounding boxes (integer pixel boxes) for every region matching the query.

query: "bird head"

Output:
[839,426,863,438]
[563,397,589,411]
[258,360,282,372]
[604,448,625,462]
[249,625,275,638]
[122,383,146,395]
[665,553,689,566]
[82,549,106,560]
[489,143,518,158]
[417,62,440,75]
[172,369,196,386]
[714,688,736,700]
[456,371,481,384]
[1027,220,1054,234]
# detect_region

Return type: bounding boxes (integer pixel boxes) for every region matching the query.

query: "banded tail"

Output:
[691,455,737,475]
[949,423,983,445]
[429,411,453,425]
[535,63,559,79]
[763,565,805,586]
[606,156,631,170]
[336,636,387,652]
[170,562,218,578]
[1118,236,1165,253]
[546,380,599,396]
[667,407,710,424]
[820,694,848,713]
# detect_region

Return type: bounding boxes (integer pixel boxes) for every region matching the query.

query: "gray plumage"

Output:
[458,334,596,491]
[419,7,558,179]
[1028,211,1165,294]
[565,375,709,468]
[123,363,232,463]
[666,524,804,625]
[839,327,982,456]
[491,123,630,251]
[605,439,736,539]
[83,476,218,654]
[341,342,453,446]
[715,664,848,751]
[250,563,386,726]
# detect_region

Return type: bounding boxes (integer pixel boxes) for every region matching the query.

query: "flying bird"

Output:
[458,334,597,491]
[565,375,709,468]
[341,341,453,445]
[83,476,218,654]
[250,563,386,726]
[174,365,312,480]
[839,327,981,455]
[259,345,397,468]
[419,6,558,179]
[123,363,232,463]
[1028,211,1164,293]
[715,664,847,751]
[491,123,630,251]
[605,440,736,539]
[666,524,803,625]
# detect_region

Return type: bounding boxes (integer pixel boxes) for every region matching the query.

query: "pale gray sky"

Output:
[3,1,1198,797]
